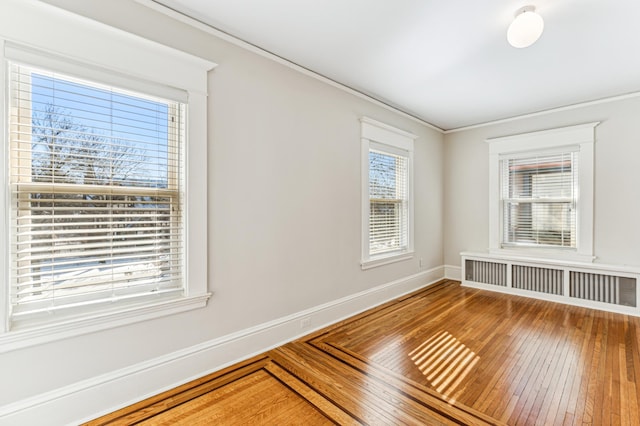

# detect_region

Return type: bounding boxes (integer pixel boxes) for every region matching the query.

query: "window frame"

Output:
[0,0,216,352]
[487,122,598,262]
[8,63,187,327]
[360,117,415,270]
[501,150,578,249]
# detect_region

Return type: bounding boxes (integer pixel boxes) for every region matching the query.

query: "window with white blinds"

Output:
[361,117,415,268]
[7,63,186,327]
[369,148,409,255]
[487,122,597,261]
[501,151,578,248]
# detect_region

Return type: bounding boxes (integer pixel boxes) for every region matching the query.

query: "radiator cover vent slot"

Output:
[570,271,637,307]
[512,265,563,295]
[465,260,507,286]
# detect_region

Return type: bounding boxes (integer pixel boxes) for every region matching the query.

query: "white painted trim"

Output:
[361,118,415,266]
[461,252,640,316]
[461,251,640,275]
[134,0,443,133]
[0,38,7,335]
[463,280,639,317]
[0,267,445,425]
[360,116,418,141]
[361,252,414,270]
[444,91,640,134]
[119,1,640,136]
[0,294,211,354]
[0,0,213,347]
[0,0,216,93]
[444,264,462,281]
[132,0,640,135]
[361,135,372,262]
[486,122,599,154]
[486,123,597,260]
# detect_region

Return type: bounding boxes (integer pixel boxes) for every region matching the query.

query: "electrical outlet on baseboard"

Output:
[300,317,311,329]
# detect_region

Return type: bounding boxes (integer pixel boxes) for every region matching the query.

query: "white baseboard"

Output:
[444,264,461,280]
[0,266,445,425]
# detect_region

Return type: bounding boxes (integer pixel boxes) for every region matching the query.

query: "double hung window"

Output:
[1,4,214,351]
[8,64,185,328]
[501,151,578,248]
[487,123,597,261]
[361,118,415,268]
[369,145,410,255]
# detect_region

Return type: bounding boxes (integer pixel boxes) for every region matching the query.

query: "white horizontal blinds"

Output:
[8,63,186,323]
[369,148,409,255]
[502,151,578,248]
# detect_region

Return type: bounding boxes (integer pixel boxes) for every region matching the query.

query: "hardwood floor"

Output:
[87,280,640,425]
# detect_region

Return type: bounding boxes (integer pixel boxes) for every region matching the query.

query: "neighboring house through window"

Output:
[361,117,415,269]
[502,151,577,248]
[487,122,598,262]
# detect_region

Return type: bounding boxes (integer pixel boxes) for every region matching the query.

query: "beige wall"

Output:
[444,96,640,268]
[16,0,640,420]
[2,0,444,414]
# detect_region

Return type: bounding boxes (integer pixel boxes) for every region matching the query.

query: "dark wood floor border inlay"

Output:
[85,355,272,425]
[311,341,501,426]
[88,279,640,425]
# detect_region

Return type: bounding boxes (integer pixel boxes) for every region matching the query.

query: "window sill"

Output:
[361,252,414,270]
[488,247,595,264]
[0,293,211,354]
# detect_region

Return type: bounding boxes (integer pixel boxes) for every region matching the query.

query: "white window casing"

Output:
[8,63,188,327]
[487,122,598,263]
[361,117,416,269]
[0,0,216,352]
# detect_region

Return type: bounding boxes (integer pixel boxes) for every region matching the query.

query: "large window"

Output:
[0,5,214,351]
[487,123,597,261]
[8,64,185,328]
[361,118,415,269]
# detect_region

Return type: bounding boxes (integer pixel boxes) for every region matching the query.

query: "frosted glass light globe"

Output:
[507,9,544,48]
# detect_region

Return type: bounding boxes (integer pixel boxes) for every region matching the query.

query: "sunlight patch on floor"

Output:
[409,330,480,398]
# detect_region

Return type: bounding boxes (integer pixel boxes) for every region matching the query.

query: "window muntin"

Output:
[501,152,578,249]
[8,63,185,328]
[369,148,409,255]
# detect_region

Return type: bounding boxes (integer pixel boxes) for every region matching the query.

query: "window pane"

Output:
[8,64,185,326]
[369,150,408,255]
[29,71,173,188]
[502,152,577,248]
[504,201,575,247]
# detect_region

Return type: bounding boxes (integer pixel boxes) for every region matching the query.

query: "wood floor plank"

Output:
[137,370,334,425]
[271,342,457,425]
[562,309,594,425]
[84,355,271,425]
[264,362,359,425]
[318,281,640,426]
[89,280,640,425]
[313,341,503,426]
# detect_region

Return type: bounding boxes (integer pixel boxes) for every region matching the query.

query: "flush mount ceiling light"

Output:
[507,5,544,48]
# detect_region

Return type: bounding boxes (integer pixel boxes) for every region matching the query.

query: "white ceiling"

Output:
[154,0,640,130]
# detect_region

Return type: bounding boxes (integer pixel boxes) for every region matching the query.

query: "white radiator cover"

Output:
[461,252,640,316]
